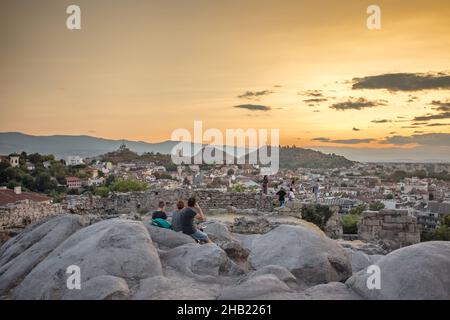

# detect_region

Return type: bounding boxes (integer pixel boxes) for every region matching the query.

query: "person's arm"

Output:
[194,203,206,222]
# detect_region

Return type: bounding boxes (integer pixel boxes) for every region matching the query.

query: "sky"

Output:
[0,0,449,161]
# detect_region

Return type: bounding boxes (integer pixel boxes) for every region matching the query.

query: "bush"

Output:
[94,186,110,198]
[342,214,360,234]
[301,204,333,230]
[369,201,385,211]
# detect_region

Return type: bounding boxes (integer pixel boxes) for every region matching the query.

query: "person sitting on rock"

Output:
[170,200,185,232]
[152,201,168,220]
[180,197,212,244]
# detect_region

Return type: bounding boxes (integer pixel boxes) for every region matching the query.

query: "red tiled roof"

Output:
[66,176,81,182]
[0,189,52,206]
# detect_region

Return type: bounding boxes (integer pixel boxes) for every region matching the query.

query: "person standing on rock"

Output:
[276,187,287,207]
[312,179,320,202]
[180,197,212,244]
[170,200,185,232]
[262,175,269,194]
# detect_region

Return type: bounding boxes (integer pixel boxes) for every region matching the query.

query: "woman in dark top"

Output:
[152,200,168,220]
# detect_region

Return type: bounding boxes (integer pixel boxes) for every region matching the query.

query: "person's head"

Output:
[187,197,196,207]
[176,200,185,210]
[290,188,293,192]
[158,201,165,209]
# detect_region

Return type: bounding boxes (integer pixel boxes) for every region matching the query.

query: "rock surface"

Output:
[11,218,162,299]
[346,241,450,300]
[249,224,352,286]
[0,215,89,296]
[146,224,195,249]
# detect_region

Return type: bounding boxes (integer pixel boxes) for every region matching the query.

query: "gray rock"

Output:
[132,275,217,300]
[146,224,195,249]
[203,221,234,243]
[0,215,88,296]
[249,225,352,286]
[345,248,372,273]
[346,241,450,300]
[218,274,296,300]
[233,233,261,251]
[249,265,299,290]
[160,243,230,282]
[12,219,162,299]
[62,275,129,300]
[304,282,361,300]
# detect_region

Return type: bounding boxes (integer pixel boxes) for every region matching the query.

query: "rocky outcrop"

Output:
[323,207,343,239]
[1,214,449,300]
[0,215,89,296]
[228,217,279,234]
[249,225,352,286]
[346,241,450,300]
[9,218,162,299]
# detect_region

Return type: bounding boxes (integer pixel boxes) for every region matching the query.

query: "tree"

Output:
[369,201,385,211]
[301,204,333,230]
[109,179,148,193]
[94,186,110,198]
[349,203,366,216]
[34,172,57,193]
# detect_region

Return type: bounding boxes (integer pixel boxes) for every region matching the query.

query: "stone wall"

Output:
[0,200,64,229]
[358,209,420,251]
[0,189,275,231]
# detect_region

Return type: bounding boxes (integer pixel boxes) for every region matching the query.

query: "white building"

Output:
[9,155,20,168]
[66,156,84,166]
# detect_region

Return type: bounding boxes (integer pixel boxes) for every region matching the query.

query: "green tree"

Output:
[34,172,57,193]
[369,201,385,211]
[349,203,366,216]
[109,179,148,193]
[301,204,333,230]
[94,186,110,198]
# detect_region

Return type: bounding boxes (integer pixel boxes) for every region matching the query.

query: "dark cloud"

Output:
[426,123,449,127]
[312,137,376,144]
[430,100,450,112]
[352,72,450,91]
[299,90,323,97]
[233,104,271,111]
[381,133,450,147]
[352,127,360,131]
[371,119,391,124]
[303,98,328,103]
[330,98,387,111]
[238,90,274,99]
[413,112,450,121]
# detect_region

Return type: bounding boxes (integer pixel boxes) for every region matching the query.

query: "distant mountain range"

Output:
[0,132,355,169]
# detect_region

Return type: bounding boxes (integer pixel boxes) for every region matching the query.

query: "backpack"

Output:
[152,218,171,229]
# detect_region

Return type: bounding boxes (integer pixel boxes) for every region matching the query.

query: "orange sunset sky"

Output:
[0,0,449,158]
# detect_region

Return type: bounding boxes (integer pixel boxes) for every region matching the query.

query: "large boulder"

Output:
[159,243,230,282]
[62,275,129,300]
[0,215,89,296]
[132,275,218,300]
[146,225,195,249]
[344,248,373,273]
[12,219,162,299]
[248,265,299,290]
[304,282,361,300]
[218,274,301,300]
[346,241,450,300]
[249,224,352,286]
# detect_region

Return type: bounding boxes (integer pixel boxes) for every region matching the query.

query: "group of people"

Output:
[144,197,212,244]
[263,175,320,207]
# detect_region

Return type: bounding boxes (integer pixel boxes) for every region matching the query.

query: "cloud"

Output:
[330,98,387,111]
[233,104,272,111]
[312,137,376,144]
[299,90,323,97]
[426,123,449,127]
[381,133,450,147]
[371,119,391,123]
[430,100,450,112]
[303,98,328,104]
[352,72,450,91]
[238,90,274,99]
[413,112,450,121]
[352,127,360,131]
